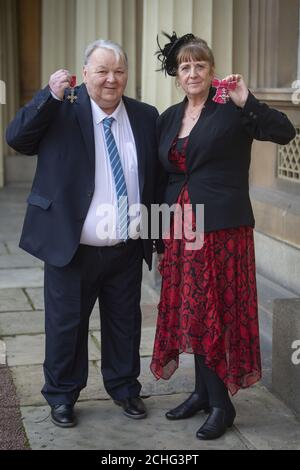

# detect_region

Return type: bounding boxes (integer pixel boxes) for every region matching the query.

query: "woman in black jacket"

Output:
[150,33,296,440]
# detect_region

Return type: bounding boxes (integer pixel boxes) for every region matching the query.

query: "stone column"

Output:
[0,0,20,187]
[212,0,234,78]
[249,0,277,89]
[41,0,76,87]
[141,0,240,111]
[249,0,298,89]
[75,0,137,98]
[277,0,299,88]
[142,0,199,111]
[41,0,138,97]
[233,0,250,82]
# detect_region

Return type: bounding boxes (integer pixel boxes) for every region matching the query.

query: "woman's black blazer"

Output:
[157,87,296,232]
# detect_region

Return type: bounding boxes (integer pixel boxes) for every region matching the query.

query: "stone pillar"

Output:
[41,0,76,87]
[273,298,300,418]
[233,0,250,82]
[18,0,41,106]
[41,0,137,97]
[0,0,20,187]
[142,0,201,111]
[249,0,298,89]
[212,0,234,78]
[277,0,299,88]
[249,0,278,89]
[141,0,159,108]
[192,0,213,44]
[75,0,137,98]
[141,0,240,111]
[122,0,137,98]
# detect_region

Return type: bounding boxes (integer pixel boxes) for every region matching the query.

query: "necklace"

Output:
[186,104,205,121]
[187,109,201,121]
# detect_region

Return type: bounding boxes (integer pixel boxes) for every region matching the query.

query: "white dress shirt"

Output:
[80,98,141,246]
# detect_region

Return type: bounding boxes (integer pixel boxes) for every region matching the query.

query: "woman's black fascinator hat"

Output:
[156,31,195,76]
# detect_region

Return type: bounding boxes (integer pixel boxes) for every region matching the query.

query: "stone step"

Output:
[257,272,297,345]
[255,273,297,389]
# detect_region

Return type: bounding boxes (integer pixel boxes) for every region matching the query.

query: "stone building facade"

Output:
[0,0,299,292]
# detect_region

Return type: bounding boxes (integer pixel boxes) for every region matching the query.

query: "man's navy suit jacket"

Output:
[6,84,160,268]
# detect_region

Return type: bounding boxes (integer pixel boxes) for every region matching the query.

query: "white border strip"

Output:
[0,340,7,365]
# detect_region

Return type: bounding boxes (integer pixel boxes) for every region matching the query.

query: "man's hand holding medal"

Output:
[49,69,76,102]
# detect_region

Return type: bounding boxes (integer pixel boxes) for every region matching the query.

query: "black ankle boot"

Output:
[196,406,236,440]
[50,404,77,428]
[166,392,210,420]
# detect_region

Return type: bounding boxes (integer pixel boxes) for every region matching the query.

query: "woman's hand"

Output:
[225,74,249,108]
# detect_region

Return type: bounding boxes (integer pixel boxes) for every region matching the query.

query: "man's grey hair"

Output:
[84,39,128,67]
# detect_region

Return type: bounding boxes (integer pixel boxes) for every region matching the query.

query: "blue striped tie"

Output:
[103,117,129,240]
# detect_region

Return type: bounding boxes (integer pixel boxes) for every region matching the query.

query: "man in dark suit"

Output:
[6,39,160,427]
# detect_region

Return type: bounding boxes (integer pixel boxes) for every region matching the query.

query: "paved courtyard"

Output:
[0,185,299,450]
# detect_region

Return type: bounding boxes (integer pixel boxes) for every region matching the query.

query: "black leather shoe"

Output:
[196,406,236,440]
[165,392,210,420]
[114,397,147,419]
[51,404,77,428]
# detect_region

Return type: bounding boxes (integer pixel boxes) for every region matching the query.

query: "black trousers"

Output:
[41,239,143,406]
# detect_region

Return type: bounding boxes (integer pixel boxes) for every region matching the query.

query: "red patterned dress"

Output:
[150,136,262,395]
